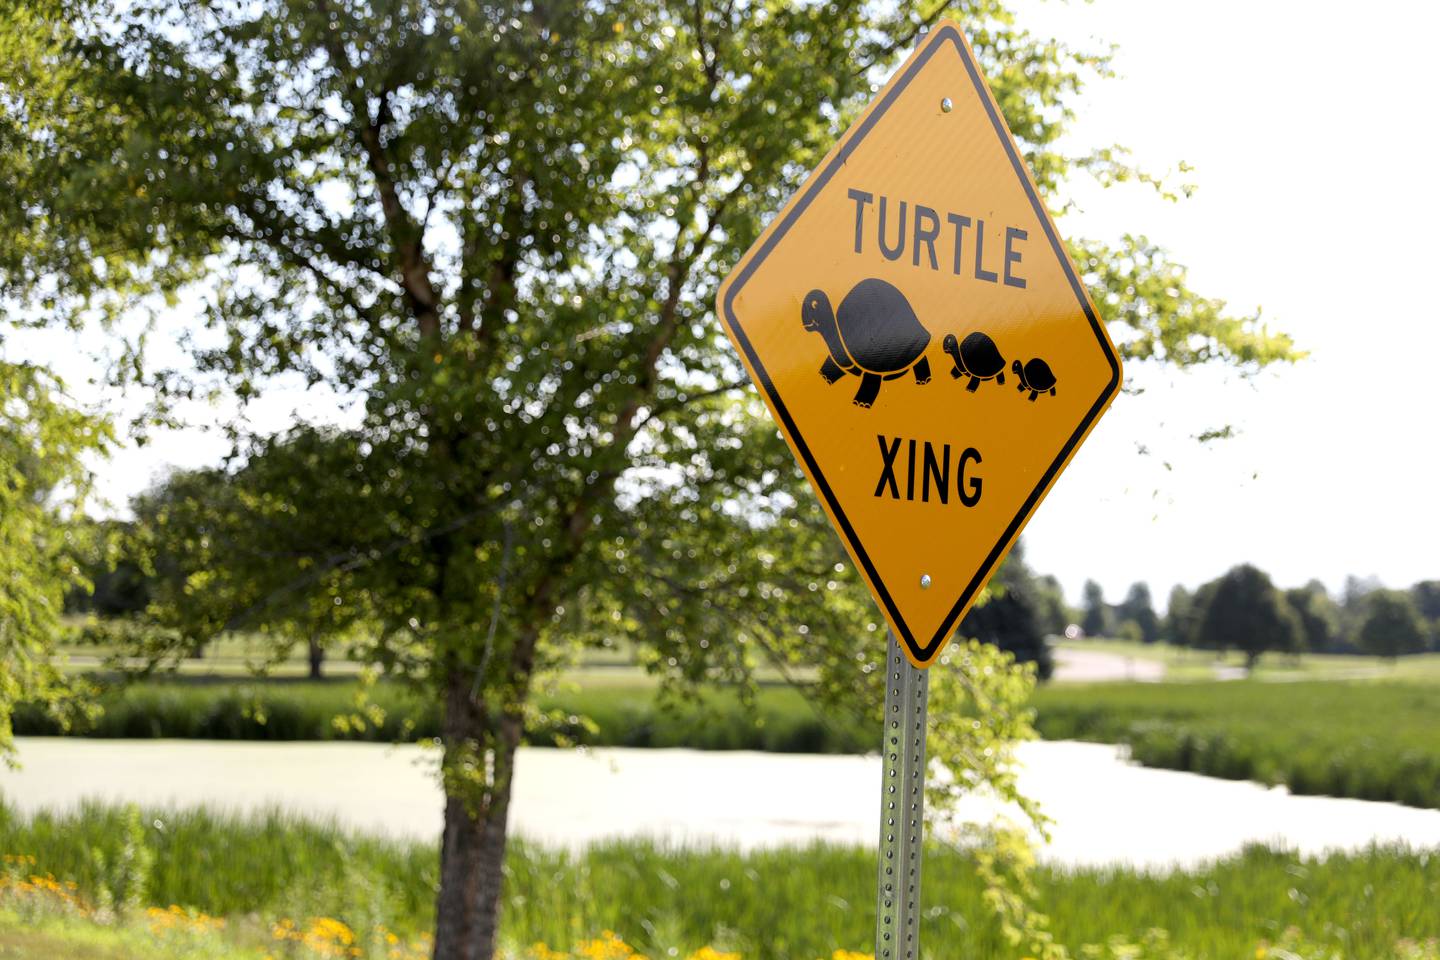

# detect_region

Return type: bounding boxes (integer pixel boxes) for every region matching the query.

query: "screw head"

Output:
[920,574,932,589]
[940,97,954,113]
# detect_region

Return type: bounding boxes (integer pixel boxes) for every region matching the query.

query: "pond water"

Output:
[4,737,1439,870]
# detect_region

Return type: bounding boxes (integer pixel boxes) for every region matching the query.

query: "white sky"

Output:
[1014,0,1440,606]
[17,0,1440,611]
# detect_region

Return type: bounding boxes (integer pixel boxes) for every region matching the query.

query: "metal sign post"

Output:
[875,632,929,960]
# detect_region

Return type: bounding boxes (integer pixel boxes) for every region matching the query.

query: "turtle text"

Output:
[848,189,1027,290]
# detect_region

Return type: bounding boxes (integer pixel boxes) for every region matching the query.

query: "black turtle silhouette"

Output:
[801,278,932,408]
[1012,358,1057,401]
[941,331,1006,392]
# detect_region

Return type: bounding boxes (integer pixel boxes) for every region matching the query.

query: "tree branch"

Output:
[312,0,441,338]
[850,3,959,79]
[631,379,749,433]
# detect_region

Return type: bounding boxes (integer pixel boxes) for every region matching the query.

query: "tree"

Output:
[4,1,1299,956]
[1284,581,1340,653]
[1197,564,1302,669]
[1411,581,1440,649]
[0,358,110,755]
[1163,584,1192,646]
[1117,582,1159,643]
[1185,578,1223,649]
[1030,573,1074,639]
[134,431,379,680]
[1081,579,1111,638]
[958,545,1054,680]
[959,584,1053,680]
[64,519,151,618]
[1339,574,1382,647]
[1358,590,1428,661]
[1343,574,1382,607]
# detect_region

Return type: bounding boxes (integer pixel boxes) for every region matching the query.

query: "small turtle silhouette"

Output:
[1012,358,1057,401]
[941,331,1006,392]
[801,278,932,408]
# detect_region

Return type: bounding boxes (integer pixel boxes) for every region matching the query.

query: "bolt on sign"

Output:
[717,20,1122,668]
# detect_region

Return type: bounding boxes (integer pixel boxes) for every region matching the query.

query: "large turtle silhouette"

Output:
[801,278,932,408]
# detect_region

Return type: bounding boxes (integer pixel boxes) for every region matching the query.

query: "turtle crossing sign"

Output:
[716,20,1122,669]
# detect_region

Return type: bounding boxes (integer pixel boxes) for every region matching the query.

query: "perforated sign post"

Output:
[715,19,1122,959]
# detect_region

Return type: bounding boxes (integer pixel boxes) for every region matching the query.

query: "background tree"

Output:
[134,430,379,679]
[1284,581,1340,654]
[64,519,151,619]
[1081,579,1112,638]
[1117,582,1159,643]
[1029,572,1075,639]
[0,358,110,755]
[1163,584,1192,646]
[1339,574,1383,649]
[1410,581,1440,650]
[3,0,1299,956]
[1197,564,1302,669]
[1357,590,1428,661]
[1191,579,1226,650]
[957,546,1055,680]
[1183,578,1225,650]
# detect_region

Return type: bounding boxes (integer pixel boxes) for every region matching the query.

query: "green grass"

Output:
[1032,679,1440,808]
[0,910,267,960]
[0,799,1438,959]
[55,635,638,679]
[14,678,872,754]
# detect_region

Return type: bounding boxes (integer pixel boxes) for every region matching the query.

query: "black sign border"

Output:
[721,23,1121,664]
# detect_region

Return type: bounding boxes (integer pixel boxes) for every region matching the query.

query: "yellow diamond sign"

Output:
[716,21,1123,667]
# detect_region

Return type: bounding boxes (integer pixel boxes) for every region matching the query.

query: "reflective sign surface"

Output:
[717,21,1122,667]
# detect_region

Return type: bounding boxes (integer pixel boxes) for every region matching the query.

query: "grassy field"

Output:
[61,627,1440,685]
[0,909,269,960]
[2,799,1439,959]
[1031,679,1440,807]
[55,625,639,679]
[1055,639,1440,683]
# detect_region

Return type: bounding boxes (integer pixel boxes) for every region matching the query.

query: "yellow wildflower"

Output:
[577,930,647,960]
[146,904,226,937]
[688,948,741,960]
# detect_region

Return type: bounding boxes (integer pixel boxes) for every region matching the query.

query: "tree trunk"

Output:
[307,636,324,680]
[432,665,523,960]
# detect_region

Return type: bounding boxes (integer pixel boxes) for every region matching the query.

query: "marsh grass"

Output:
[12,680,872,754]
[1031,680,1440,808]
[1,800,1438,959]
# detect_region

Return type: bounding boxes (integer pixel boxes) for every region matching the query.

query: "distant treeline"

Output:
[1079,570,1440,666]
[62,513,1071,681]
[71,508,1436,679]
